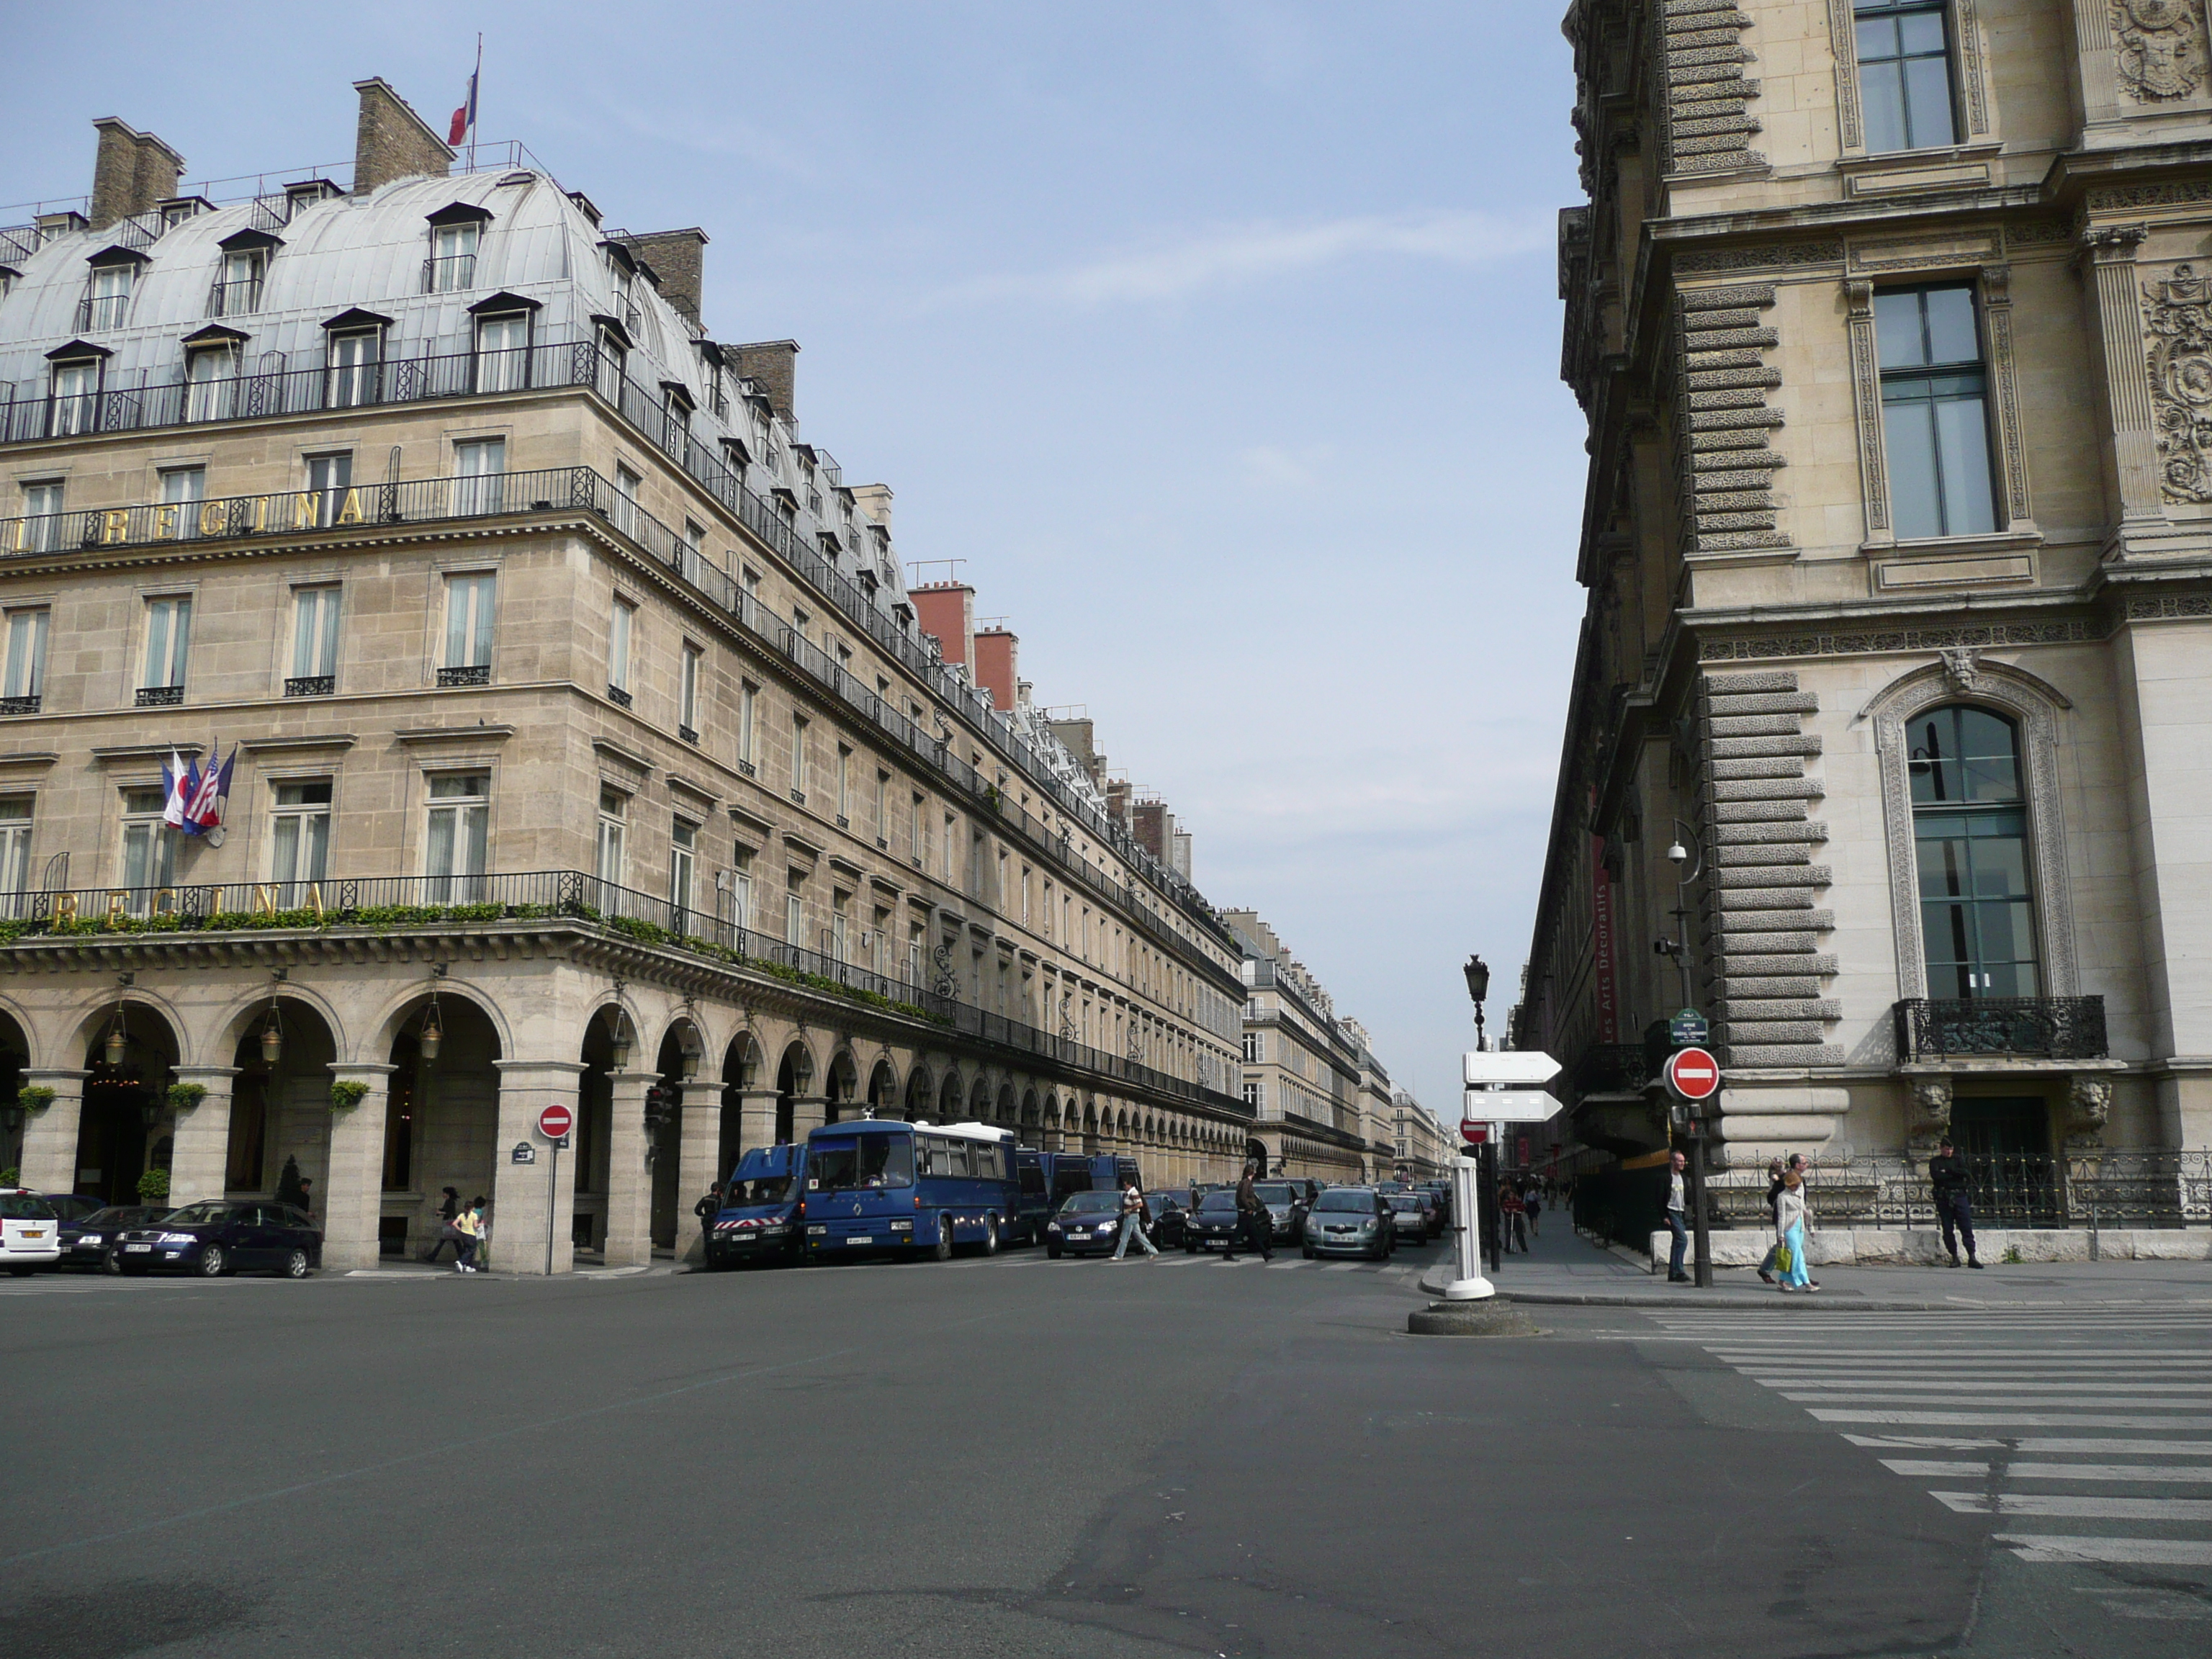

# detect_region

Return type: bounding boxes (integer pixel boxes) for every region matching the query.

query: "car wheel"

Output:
[1184,1240,1197,1254]
[282,1248,311,1280]
[932,1217,954,1262]
[6,1265,32,1277]
[198,1245,229,1277]
[981,1215,999,1256]
[1302,1244,1316,1259]
[101,1249,122,1275]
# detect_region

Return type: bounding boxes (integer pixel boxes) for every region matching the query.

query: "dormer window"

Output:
[320,308,392,410]
[81,258,138,331]
[181,327,246,423]
[161,197,213,230]
[46,346,107,439]
[467,292,539,393]
[428,221,479,292]
[210,247,265,317]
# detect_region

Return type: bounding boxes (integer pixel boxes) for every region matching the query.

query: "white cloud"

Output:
[942,208,1552,308]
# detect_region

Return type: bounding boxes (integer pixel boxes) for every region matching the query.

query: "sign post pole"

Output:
[535,1102,576,1279]
[1663,1046,1722,1290]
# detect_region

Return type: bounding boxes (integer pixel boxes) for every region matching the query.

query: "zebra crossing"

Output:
[1649,1308,2212,1570]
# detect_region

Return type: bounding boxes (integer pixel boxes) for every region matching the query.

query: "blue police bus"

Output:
[800,1119,1017,1259]
[704,1141,809,1269]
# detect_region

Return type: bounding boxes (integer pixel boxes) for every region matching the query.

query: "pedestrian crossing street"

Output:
[1650,1308,2212,1570]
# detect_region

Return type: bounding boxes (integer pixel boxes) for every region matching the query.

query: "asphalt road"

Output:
[4,1239,2207,1658]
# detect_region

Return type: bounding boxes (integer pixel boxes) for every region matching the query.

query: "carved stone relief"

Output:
[2143,262,2212,501]
[2067,1074,2113,1136]
[2112,0,2208,101]
[1938,647,1984,693]
[1910,1075,1954,1140]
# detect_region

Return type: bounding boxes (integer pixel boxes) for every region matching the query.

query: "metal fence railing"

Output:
[1894,996,2109,1061]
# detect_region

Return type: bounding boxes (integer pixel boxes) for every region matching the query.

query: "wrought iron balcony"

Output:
[135,684,184,708]
[1572,1043,1652,1095]
[284,675,333,698]
[1894,996,2108,1061]
[437,665,490,688]
[606,685,633,709]
[678,724,698,745]
[0,694,39,715]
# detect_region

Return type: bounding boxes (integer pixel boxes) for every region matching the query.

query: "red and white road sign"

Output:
[1664,1046,1722,1101]
[1460,1120,1489,1145]
[536,1103,575,1140]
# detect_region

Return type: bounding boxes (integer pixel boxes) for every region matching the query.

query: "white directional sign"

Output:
[1460,1087,1564,1124]
[1462,1051,1562,1087]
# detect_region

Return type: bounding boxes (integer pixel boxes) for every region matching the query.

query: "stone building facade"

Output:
[1521,0,2212,1182]
[1226,911,1382,1181]
[0,81,1254,1272]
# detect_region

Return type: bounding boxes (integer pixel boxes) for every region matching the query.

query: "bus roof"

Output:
[804,1118,1010,1144]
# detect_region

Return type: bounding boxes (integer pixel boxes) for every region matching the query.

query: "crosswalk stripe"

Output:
[1933,1491,2212,1520]
[1995,1534,2212,1566]
[1845,1434,2212,1455]
[1881,1459,2212,1484]
[1809,1408,2212,1429]
[1781,1392,2210,1409]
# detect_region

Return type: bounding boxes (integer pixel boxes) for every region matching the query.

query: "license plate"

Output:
[732,1234,757,1244]
[20,1230,42,1238]
[847,1236,870,1246]
[125,1243,153,1253]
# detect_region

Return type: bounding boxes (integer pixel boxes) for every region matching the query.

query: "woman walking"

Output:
[1756,1159,1785,1284]
[453,1197,486,1274]
[1773,1166,1816,1292]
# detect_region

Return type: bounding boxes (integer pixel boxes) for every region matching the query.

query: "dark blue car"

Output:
[114,1200,323,1277]
[706,1143,807,1269]
[59,1204,171,1271]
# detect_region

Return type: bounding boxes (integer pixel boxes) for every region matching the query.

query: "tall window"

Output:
[731,848,754,936]
[120,786,174,903]
[441,573,495,684]
[1855,1,1956,153]
[608,598,635,705]
[306,451,352,529]
[595,787,627,886]
[1876,284,1995,540]
[429,220,480,292]
[140,596,192,706]
[912,793,926,863]
[17,481,63,553]
[84,261,134,330]
[212,247,264,316]
[269,780,332,902]
[785,876,804,948]
[679,644,702,741]
[473,311,529,392]
[289,585,341,695]
[738,680,758,773]
[670,819,698,928]
[160,466,205,536]
[836,744,853,825]
[326,330,381,409]
[613,464,642,539]
[2,608,48,712]
[48,359,99,438]
[875,770,889,847]
[791,714,809,800]
[454,438,505,517]
[831,889,850,963]
[1910,706,2038,998]
[425,772,490,902]
[0,796,31,907]
[186,343,237,422]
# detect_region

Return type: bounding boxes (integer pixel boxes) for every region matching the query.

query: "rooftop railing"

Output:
[0,868,1250,1117]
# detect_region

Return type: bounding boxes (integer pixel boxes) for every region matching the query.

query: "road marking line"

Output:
[1779,1391,2212,1409]
[1995,1534,2212,1566]
[1933,1491,2212,1520]
[1883,1459,2212,1483]
[1845,1434,2212,1456]
[1766,1380,2212,1395]
[1809,1408,2212,1430]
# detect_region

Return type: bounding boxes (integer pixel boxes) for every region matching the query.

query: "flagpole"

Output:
[471,34,482,171]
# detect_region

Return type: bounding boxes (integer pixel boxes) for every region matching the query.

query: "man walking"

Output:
[1110,1179,1159,1261]
[1228,1164,1272,1262]
[1663,1149,1690,1283]
[1927,1138,1981,1269]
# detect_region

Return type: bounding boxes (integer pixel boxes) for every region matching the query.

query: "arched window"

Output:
[1907,706,2038,998]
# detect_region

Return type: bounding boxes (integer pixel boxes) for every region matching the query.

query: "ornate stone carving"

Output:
[2067,1074,2113,1134]
[1939,646,1984,693]
[2143,262,2212,501]
[1910,1075,1954,1140]
[1701,620,2103,660]
[2112,0,2207,102]
[1845,279,1889,538]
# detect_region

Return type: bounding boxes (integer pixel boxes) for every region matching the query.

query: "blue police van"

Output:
[1010,1150,1138,1244]
[800,1119,1018,1259]
[704,1142,809,1269]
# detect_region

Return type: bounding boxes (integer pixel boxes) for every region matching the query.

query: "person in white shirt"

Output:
[1110,1182,1159,1261]
[1663,1150,1689,1283]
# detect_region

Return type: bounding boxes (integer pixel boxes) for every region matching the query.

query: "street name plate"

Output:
[511,1141,537,1165]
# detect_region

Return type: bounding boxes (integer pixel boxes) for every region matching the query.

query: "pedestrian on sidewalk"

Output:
[1663,1150,1691,1283]
[274,1155,307,1211]
[1501,1182,1527,1254]
[453,1197,485,1273]
[1773,1166,1816,1292]
[1227,1165,1272,1262]
[693,1181,723,1255]
[1756,1159,1784,1283]
[1111,1179,1159,1261]
[1524,1183,1542,1240]
[1927,1138,1981,1269]
[423,1186,463,1264]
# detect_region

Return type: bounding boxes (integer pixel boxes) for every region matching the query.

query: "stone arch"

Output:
[776,1039,816,1144]
[1866,656,2080,1002]
[825,1047,860,1115]
[66,996,183,1208]
[383,990,504,1251]
[204,981,349,1071]
[938,1069,963,1121]
[996,1082,1017,1128]
[904,1062,934,1121]
[208,993,343,1210]
[360,976,513,1065]
[867,1054,899,1116]
[0,1004,25,1174]
[968,1075,991,1123]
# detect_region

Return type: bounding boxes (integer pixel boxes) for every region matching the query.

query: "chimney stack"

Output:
[89,119,185,230]
[732,340,799,421]
[620,229,709,330]
[850,483,893,531]
[972,626,1018,711]
[352,78,454,196]
[911,583,974,672]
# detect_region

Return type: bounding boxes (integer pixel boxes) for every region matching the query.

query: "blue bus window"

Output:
[811,1136,914,1190]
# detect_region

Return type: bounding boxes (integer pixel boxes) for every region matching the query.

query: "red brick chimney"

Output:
[912,583,974,671]
[973,627,1017,711]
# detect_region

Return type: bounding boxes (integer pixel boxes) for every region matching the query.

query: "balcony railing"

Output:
[0,868,1253,1117]
[1894,996,2108,1061]
[135,685,184,708]
[1572,1043,1651,1095]
[284,675,333,698]
[0,694,39,715]
[206,276,262,318]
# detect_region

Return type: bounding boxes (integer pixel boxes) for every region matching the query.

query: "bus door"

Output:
[1013,1149,1050,1244]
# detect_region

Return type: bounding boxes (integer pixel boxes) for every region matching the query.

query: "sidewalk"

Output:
[1452,1214,2212,1310]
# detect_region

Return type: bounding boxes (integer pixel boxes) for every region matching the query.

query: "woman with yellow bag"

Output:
[1773,1166,1816,1292]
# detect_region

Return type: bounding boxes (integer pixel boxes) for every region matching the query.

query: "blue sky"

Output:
[5,2,1589,1121]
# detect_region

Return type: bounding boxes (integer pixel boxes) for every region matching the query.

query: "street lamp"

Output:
[1460,953,1501,1276]
[1462,955,1489,1053]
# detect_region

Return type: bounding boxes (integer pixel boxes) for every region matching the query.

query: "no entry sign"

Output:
[1460,1120,1489,1145]
[1664,1046,1722,1102]
[536,1102,575,1140]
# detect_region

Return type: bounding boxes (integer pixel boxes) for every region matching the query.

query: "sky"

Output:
[4,1,1590,1123]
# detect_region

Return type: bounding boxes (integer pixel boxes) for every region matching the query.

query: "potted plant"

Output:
[137,1166,171,1204]
[14,1084,55,1114]
[166,1082,207,1114]
[329,1080,370,1112]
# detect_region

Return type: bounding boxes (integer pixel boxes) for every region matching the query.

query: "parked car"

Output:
[0,1188,60,1276]
[1183,1190,1247,1253]
[1045,1190,1128,1258]
[1411,1192,1445,1239]
[1303,1187,1394,1261]
[1251,1181,1310,1244]
[707,1143,806,1269]
[1141,1192,1188,1250]
[114,1200,323,1277]
[59,1204,171,1271]
[1385,1192,1430,1244]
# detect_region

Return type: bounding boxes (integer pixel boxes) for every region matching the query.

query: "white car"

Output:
[1,1187,62,1275]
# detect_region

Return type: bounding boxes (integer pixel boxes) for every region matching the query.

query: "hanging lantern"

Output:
[261,1002,284,1067]
[104,1011,127,1069]
[418,998,444,1064]
[610,1020,633,1071]
[681,1043,701,1081]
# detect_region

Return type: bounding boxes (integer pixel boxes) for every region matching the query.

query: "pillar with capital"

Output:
[737,1088,781,1154]
[323,1063,395,1271]
[15,1069,87,1194]
[601,1067,655,1267]
[491,1058,590,1275]
[166,1065,240,1209]
[672,1078,724,1268]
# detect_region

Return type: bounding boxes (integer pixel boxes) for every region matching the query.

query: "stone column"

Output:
[491,1059,589,1276]
[791,1093,832,1141]
[672,1079,723,1269]
[2080,225,2168,546]
[737,1088,781,1153]
[601,1068,655,1268]
[323,1064,395,1272]
[2067,0,2124,135]
[166,1066,240,1209]
[15,1069,88,1193]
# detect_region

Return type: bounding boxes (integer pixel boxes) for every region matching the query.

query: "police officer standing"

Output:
[1927,1138,1981,1269]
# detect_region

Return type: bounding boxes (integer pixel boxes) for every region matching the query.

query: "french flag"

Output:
[448,60,479,147]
